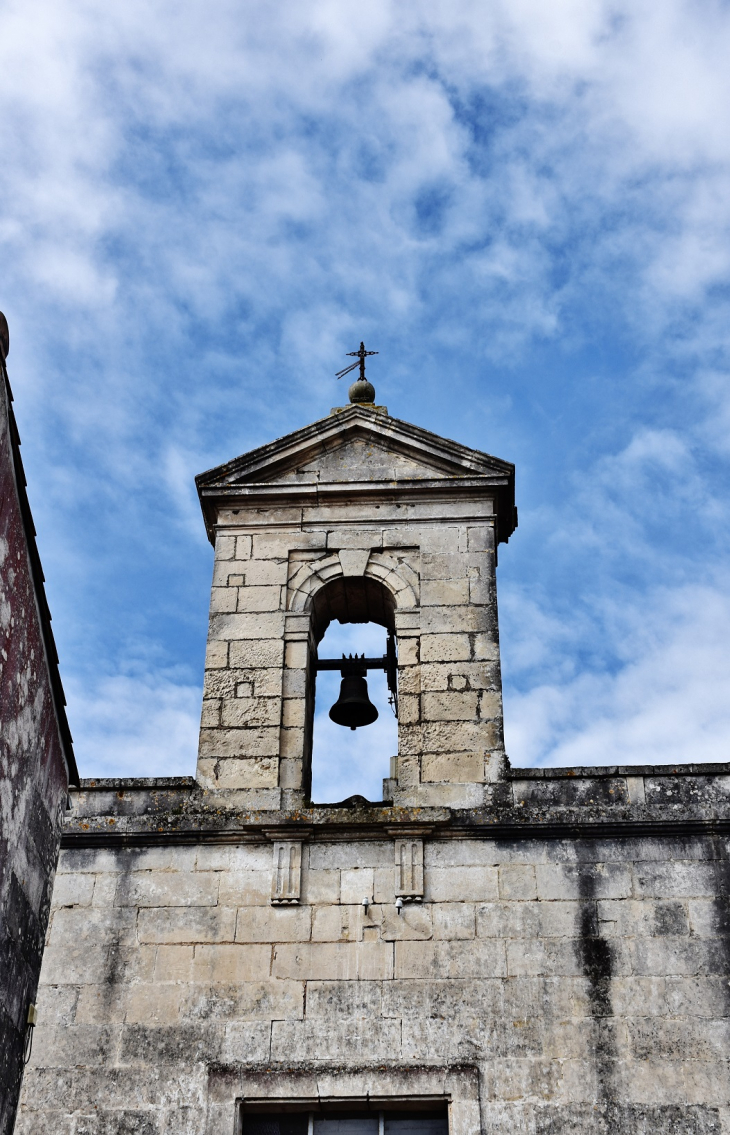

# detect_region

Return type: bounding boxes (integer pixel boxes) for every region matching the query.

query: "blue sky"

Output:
[2,0,730,790]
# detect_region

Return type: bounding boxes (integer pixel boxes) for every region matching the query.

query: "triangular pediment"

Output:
[196,405,513,489]
[196,405,516,546]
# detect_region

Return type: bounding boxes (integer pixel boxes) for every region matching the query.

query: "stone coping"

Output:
[73,762,730,793]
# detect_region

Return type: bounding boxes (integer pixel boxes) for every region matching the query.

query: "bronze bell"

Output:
[329,673,379,730]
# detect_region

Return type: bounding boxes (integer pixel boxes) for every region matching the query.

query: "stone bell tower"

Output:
[195,380,516,809]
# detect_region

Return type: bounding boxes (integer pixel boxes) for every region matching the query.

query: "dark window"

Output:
[243,1110,448,1135]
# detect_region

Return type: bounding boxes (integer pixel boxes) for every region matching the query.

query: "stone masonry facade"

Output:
[15,405,730,1135]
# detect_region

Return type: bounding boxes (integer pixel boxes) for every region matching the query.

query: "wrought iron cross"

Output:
[335,341,378,382]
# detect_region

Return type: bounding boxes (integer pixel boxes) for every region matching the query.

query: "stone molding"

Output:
[205,1063,481,1135]
[287,550,419,613]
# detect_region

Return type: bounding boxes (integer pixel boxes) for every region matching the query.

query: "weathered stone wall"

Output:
[0,358,76,1134]
[16,766,730,1135]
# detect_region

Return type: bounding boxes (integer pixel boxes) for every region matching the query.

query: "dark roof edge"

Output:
[2,362,78,785]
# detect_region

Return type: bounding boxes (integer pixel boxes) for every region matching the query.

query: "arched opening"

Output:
[308,576,398,803]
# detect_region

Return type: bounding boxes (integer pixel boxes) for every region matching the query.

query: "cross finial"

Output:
[335,341,378,404]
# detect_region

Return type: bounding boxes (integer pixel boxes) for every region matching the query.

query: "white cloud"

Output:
[64,670,200,778]
[504,581,730,768]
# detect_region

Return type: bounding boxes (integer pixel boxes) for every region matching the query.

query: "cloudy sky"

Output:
[2,0,730,796]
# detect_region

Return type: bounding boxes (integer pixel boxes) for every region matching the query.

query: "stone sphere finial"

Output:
[349,377,376,404]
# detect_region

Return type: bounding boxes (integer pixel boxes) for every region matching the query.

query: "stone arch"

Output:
[287,549,419,620]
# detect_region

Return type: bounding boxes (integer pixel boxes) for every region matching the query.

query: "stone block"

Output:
[421,691,480,722]
[220,698,280,728]
[124,984,185,1025]
[278,758,302,789]
[394,939,506,978]
[219,1021,272,1063]
[396,638,419,666]
[426,866,498,903]
[284,640,309,668]
[191,944,272,983]
[397,693,421,724]
[205,644,228,667]
[309,842,393,870]
[281,698,305,727]
[254,532,325,558]
[196,845,272,872]
[505,939,585,977]
[420,634,472,663]
[204,757,279,789]
[271,1018,401,1062]
[421,751,484,783]
[420,661,499,693]
[472,635,500,661]
[272,941,394,980]
[305,979,383,1018]
[421,607,490,634]
[535,863,632,901]
[423,721,499,752]
[51,873,95,907]
[236,906,311,942]
[137,907,236,944]
[198,727,280,758]
[417,527,464,554]
[209,612,285,642]
[31,1024,121,1068]
[499,865,537,901]
[341,867,375,905]
[184,979,304,1023]
[229,639,284,668]
[49,906,137,947]
[597,898,690,938]
[200,699,221,727]
[301,869,340,905]
[432,903,476,939]
[120,1023,223,1065]
[34,983,79,1027]
[218,869,271,907]
[373,867,396,904]
[477,899,581,940]
[279,727,305,757]
[378,904,433,941]
[215,535,236,560]
[630,938,726,977]
[281,667,306,697]
[420,579,470,606]
[210,587,238,613]
[632,861,719,899]
[467,526,493,551]
[421,552,484,580]
[312,905,365,942]
[74,982,129,1025]
[114,871,220,908]
[244,559,288,585]
[236,585,283,613]
[154,945,194,982]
